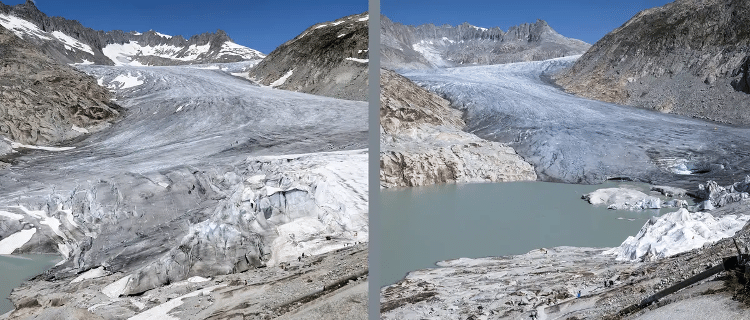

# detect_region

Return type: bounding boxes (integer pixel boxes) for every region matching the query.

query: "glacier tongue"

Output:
[606,208,750,261]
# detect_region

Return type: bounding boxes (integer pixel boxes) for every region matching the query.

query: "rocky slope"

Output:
[0,1,264,66]
[381,15,590,70]
[382,199,750,319]
[5,243,367,320]
[555,0,750,125]
[248,13,368,101]
[380,68,536,187]
[0,23,122,158]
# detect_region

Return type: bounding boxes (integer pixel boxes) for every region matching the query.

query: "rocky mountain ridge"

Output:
[381,15,590,70]
[0,0,264,66]
[248,12,369,101]
[555,0,750,125]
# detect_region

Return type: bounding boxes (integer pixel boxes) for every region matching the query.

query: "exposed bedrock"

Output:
[0,24,121,152]
[249,13,368,101]
[555,0,750,125]
[379,68,536,188]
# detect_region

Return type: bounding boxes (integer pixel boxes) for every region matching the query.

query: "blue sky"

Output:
[4,0,367,54]
[382,0,674,45]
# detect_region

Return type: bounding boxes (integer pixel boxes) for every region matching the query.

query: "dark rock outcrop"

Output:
[0,23,122,152]
[555,0,750,125]
[381,15,590,70]
[248,12,368,101]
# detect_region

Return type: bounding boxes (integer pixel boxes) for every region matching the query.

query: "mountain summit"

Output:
[380,15,590,70]
[0,1,264,66]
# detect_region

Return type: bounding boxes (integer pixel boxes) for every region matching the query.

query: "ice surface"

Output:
[606,208,750,261]
[412,41,450,67]
[402,56,750,186]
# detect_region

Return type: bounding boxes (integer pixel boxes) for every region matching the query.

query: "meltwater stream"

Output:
[379,181,686,287]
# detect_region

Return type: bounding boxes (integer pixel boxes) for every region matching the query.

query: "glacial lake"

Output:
[0,254,60,315]
[379,181,687,287]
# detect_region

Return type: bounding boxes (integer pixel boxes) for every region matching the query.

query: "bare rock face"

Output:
[0,24,122,151]
[380,69,536,187]
[555,0,750,125]
[381,15,590,70]
[248,13,368,101]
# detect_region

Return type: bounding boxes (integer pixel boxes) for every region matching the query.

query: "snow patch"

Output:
[72,125,89,134]
[357,15,369,22]
[72,59,95,66]
[51,31,94,55]
[4,138,75,151]
[0,210,23,221]
[102,275,132,298]
[71,266,107,283]
[470,25,488,32]
[270,69,294,87]
[155,31,172,39]
[187,276,210,283]
[127,284,226,320]
[110,72,144,89]
[345,57,368,63]
[337,33,348,38]
[0,13,50,40]
[219,41,265,60]
[0,228,36,254]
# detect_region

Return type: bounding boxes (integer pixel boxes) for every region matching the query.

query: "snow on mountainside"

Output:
[0,1,264,66]
[381,14,590,70]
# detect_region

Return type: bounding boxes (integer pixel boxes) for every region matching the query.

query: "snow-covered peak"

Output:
[469,24,488,31]
[154,31,172,39]
[0,13,95,56]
